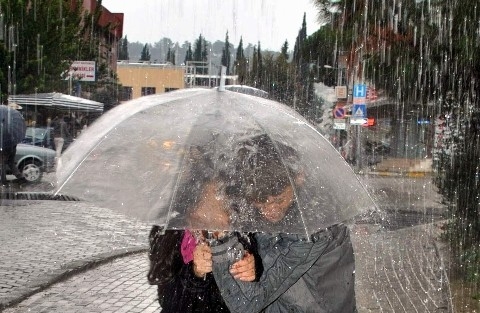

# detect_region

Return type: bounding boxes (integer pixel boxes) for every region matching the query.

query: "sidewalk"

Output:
[0,171,453,312]
[366,157,434,177]
[0,198,151,311]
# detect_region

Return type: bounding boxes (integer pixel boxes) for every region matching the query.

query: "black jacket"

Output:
[148,226,261,313]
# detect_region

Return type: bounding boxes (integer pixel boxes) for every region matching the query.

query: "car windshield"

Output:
[25,128,48,140]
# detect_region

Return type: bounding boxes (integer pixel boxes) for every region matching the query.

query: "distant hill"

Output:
[125,37,281,70]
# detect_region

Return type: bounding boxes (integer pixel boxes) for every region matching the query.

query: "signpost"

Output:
[351,84,367,125]
[64,61,96,96]
[352,84,368,170]
[65,61,96,82]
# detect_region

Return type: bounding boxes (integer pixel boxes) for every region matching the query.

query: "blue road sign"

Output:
[333,106,346,118]
[352,104,367,118]
[353,84,367,98]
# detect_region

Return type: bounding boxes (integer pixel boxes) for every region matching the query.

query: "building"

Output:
[116,62,186,100]
[78,0,124,73]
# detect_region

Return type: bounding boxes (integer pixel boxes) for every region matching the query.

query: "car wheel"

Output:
[20,160,43,184]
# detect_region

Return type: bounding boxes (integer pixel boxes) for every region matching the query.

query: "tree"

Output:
[271,41,295,105]
[0,0,93,94]
[140,44,151,61]
[303,26,337,86]
[221,31,231,75]
[193,34,208,74]
[234,37,247,85]
[166,47,175,65]
[280,40,289,60]
[118,36,129,60]
[249,42,263,88]
[0,0,122,113]
[193,34,207,62]
[291,13,313,115]
[292,13,307,66]
[184,43,193,64]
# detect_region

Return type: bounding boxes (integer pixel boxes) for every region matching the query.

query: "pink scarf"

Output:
[180,229,196,264]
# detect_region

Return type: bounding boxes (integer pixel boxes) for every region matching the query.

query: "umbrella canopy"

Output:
[220,85,269,98]
[0,105,26,147]
[54,89,376,237]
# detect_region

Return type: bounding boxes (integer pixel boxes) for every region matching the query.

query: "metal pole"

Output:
[13,44,17,95]
[209,46,212,87]
[354,58,367,172]
[355,125,362,171]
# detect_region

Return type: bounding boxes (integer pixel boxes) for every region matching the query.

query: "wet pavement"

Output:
[0,174,453,313]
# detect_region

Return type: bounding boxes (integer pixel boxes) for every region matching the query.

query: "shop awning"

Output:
[8,92,104,112]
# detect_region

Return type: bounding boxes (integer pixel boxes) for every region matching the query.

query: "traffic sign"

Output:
[352,104,367,118]
[353,84,367,98]
[333,119,346,129]
[333,106,346,118]
[350,118,367,125]
[335,86,347,99]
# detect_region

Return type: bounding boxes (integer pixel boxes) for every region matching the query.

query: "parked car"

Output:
[11,143,56,183]
[22,126,73,152]
[22,127,55,149]
[365,140,391,166]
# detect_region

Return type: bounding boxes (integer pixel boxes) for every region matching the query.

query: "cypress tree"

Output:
[166,47,175,65]
[118,36,129,60]
[184,43,193,64]
[140,44,151,61]
[234,37,247,84]
[221,31,231,75]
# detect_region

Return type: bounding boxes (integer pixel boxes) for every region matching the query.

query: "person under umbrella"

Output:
[147,145,260,313]
[205,134,357,313]
[0,103,27,184]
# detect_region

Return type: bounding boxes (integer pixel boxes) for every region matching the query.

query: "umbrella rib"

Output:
[54,136,110,196]
[163,148,190,228]
[268,134,311,240]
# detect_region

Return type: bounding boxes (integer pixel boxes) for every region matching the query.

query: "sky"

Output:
[101,0,322,51]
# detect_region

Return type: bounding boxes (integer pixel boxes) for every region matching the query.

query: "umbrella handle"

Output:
[191,230,214,281]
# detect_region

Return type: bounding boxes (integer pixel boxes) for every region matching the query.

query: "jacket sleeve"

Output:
[211,233,325,313]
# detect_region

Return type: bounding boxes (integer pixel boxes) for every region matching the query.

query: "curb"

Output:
[364,170,432,177]
[0,246,149,311]
[0,192,80,201]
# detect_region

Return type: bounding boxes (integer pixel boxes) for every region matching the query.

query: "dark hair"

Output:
[147,225,183,287]
[226,134,299,204]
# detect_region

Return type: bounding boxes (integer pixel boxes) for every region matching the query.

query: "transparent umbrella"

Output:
[54,88,376,237]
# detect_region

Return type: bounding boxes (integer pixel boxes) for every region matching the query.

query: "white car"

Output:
[12,143,56,183]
